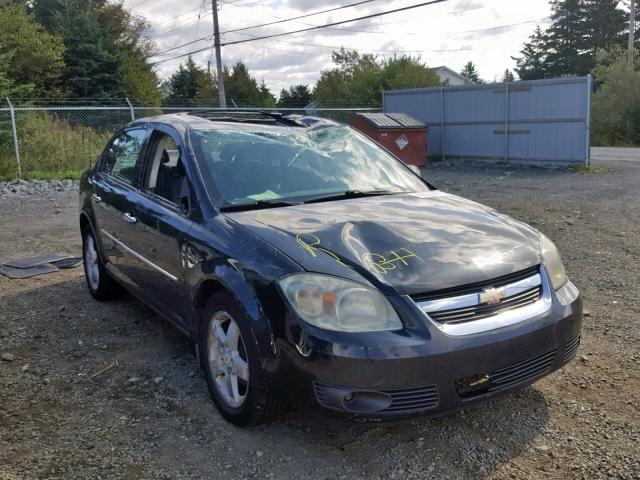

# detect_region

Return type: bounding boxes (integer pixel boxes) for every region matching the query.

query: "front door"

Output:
[119,127,195,328]
[91,127,148,288]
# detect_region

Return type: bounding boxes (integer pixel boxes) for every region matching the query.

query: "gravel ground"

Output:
[1,153,639,479]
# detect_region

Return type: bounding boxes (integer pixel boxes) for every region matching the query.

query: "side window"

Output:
[143,131,190,210]
[102,129,147,185]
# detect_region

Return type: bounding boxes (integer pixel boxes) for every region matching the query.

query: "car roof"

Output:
[131,111,339,133]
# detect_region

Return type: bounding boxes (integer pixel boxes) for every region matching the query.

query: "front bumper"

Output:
[276,278,582,422]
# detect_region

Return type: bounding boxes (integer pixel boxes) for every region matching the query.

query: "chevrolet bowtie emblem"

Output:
[479,287,505,305]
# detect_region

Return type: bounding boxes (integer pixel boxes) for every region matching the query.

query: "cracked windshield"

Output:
[191,126,429,206]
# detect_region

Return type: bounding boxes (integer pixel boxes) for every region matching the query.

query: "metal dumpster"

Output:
[352,113,429,167]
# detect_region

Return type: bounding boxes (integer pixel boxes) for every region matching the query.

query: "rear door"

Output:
[118,126,195,328]
[91,127,149,287]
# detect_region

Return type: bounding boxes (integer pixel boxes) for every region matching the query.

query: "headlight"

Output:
[277,273,402,332]
[540,234,568,290]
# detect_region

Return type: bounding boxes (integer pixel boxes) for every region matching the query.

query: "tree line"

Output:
[1,0,638,145]
[162,48,444,108]
[0,0,445,108]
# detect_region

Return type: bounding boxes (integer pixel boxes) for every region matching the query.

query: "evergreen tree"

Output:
[277,85,313,108]
[163,57,216,105]
[29,0,160,101]
[56,7,121,99]
[223,62,275,108]
[258,81,276,108]
[502,69,516,82]
[460,61,483,83]
[513,26,550,80]
[584,0,627,53]
[545,0,590,76]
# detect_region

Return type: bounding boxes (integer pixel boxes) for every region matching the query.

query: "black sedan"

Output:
[79,111,582,425]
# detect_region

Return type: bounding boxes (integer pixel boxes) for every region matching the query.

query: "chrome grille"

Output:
[429,285,542,323]
[414,266,546,333]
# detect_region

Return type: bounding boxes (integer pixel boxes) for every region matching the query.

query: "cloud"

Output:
[451,0,484,16]
[127,0,553,96]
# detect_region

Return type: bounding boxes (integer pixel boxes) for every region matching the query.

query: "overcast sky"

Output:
[127,0,555,95]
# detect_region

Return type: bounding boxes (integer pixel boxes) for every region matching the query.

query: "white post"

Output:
[585,75,592,167]
[440,87,445,161]
[504,82,510,162]
[6,97,21,179]
[125,97,135,121]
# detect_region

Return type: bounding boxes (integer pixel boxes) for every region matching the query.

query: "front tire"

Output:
[82,226,122,301]
[200,291,283,426]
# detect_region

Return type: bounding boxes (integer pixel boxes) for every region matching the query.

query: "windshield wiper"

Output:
[220,199,301,212]
[303,189,401,204]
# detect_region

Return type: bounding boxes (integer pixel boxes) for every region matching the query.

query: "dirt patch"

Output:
[1,155,639,479]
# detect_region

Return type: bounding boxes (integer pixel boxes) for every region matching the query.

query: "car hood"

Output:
[224,191,543,296]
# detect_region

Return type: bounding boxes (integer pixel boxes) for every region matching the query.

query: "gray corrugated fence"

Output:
[382,76,592,167]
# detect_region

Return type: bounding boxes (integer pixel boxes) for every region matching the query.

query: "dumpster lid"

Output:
[357,112,426,129]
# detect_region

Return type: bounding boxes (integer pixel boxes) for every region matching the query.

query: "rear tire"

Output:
[82,225,122,301]
[199,291,283,426]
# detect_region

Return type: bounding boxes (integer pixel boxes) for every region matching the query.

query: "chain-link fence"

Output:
[0,100,379,180]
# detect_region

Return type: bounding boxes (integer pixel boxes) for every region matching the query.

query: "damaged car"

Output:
[79,111,582,425]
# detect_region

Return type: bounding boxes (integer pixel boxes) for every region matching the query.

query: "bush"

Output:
[592,49,640,146]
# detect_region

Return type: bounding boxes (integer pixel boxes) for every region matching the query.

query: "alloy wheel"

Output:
[207,311,250,408]
[84,234,100,291]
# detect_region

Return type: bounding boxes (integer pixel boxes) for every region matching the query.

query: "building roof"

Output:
[432,66,476,85]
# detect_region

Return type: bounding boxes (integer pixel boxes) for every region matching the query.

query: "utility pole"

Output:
[212,0,227,108]
[629,0,636,63]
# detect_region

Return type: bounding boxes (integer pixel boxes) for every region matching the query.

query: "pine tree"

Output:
[460,61,483,83]
[513,26,550,80]
[545,0,590,76]
[502,69,516,82]
[163,57,216,106]
[56,7,121,99]
[277,85,313,108]
[583,0,627,68]
[30,0,160,101]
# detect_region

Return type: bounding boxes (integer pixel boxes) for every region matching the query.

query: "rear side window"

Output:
[102,129,147,184]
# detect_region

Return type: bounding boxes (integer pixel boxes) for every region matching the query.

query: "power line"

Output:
[219,0,270,8]
[148,15,546,62]
[150,0,448,65]
[147,0,381,59]
[220,0,377,35]
[232,30,471,54]
[151,37,210,58]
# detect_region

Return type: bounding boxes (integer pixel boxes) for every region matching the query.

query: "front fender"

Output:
[185,219,303,359]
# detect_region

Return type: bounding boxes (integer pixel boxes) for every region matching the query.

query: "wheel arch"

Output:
[192,270,274,360]
[79,212,91,232]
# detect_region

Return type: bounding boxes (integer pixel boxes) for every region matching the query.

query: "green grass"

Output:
[571,165,610,174]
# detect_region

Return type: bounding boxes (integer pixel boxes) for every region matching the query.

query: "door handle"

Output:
[123,212,137,224]
[92,193,102,203]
